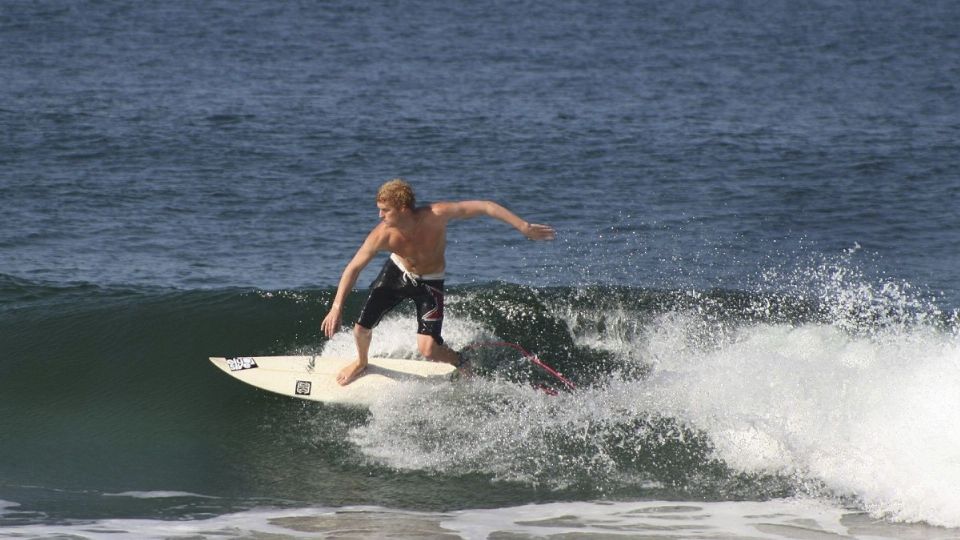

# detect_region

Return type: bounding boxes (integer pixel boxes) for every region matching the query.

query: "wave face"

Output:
[2,260,958,526]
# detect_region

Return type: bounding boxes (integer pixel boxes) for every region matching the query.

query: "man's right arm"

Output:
[434,200,556,240]
[321,229,382,337]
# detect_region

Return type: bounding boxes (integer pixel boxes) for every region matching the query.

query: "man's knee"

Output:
[354,324,372,338]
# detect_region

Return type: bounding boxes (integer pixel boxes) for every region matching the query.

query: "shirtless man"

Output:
[320,178,556,386]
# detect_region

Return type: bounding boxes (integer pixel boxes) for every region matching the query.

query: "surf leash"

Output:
[461,341,576,392]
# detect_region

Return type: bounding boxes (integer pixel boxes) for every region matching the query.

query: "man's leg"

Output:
[414,280,459,365]
[416,334,459,364]
[336,324,372,386]
[418,334,472,376]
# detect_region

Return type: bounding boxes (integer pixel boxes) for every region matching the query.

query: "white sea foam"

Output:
[0,506,320,540]
[323,259,960,528]
[0,499,954,539]
[346,282,960,529]
[664,323,959,524]
[445,498,867,539]
[0,500,19,515]
[566,261,960,526]
[103,490,218,499]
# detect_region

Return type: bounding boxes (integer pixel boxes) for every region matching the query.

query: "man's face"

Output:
[377,201,404,226]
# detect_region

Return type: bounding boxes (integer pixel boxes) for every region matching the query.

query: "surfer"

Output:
[320,178,556,386]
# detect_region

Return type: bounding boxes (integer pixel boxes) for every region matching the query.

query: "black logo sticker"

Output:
[295,380,312,396]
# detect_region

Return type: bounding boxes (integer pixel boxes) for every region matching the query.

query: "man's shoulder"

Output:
[364,222,392,245]
[415,203,444,220]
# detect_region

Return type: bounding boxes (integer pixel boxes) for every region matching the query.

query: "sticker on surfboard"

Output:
[226,357,258,372]
[295,380,312,396]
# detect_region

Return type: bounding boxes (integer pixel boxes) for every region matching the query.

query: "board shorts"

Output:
[356,255,446,344]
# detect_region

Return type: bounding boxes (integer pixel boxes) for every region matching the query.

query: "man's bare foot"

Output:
[336,360,367,386]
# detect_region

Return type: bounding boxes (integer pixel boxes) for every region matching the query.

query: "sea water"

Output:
[2,0,959,538]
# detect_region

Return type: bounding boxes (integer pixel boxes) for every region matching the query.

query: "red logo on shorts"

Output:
[422,284,444,322]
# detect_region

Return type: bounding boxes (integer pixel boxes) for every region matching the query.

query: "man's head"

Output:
[377,178,416,210]
[376,178,415,226]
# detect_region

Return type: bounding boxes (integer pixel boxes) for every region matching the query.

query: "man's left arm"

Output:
[435,201,556,240]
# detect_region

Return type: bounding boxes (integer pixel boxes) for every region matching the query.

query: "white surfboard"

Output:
[209,355,456,407]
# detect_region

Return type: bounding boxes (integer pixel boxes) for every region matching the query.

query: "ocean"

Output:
[2,0,959,538]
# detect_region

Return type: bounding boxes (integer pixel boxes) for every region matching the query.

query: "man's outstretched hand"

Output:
[524,223,556,241]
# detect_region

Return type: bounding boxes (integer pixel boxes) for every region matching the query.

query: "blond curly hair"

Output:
[376,178,416,210]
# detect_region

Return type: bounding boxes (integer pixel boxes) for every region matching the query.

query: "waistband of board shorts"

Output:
[390,253,445,282]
